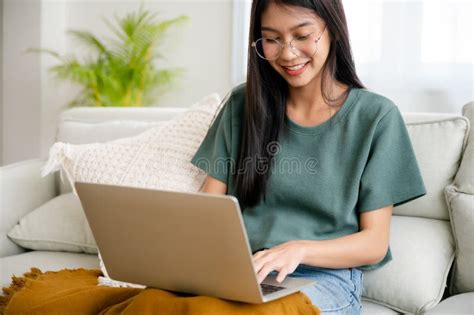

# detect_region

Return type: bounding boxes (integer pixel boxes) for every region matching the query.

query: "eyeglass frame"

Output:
[251,25,327,61]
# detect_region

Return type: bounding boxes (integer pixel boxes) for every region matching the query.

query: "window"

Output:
[421,0,474,63]
[234,0,473,113]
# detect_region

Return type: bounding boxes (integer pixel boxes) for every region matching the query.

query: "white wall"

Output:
[40,1,69,167]
[0,0,3,165]
[2,0,234,165]
[2,0,42,165]
[57,0,233,108]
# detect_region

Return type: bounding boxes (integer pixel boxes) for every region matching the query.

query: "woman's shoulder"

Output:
[229,82,246,106]
[355,88,396,113]
[213,83,246,128]
[232,82,246,96]
[351,88,398,123]
[220,83,246,121]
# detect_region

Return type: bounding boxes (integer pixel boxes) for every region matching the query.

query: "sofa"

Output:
[1,98,473,314]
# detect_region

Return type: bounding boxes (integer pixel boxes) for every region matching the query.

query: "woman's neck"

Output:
[285,80,349,127]
[287,80,348,115]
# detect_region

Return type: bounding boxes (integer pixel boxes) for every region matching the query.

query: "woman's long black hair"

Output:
[234,0,365,210]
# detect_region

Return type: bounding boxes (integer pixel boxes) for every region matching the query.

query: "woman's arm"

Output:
[300,205,393,268]
[253,205,393,283]
[199,175,227,194]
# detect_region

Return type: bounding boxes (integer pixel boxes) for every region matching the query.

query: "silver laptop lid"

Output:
[75,181,267,303]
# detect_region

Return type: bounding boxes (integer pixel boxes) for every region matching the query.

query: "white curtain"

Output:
[233,0,474,113]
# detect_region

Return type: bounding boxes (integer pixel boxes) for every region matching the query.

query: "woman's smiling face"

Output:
[260,3,330,88]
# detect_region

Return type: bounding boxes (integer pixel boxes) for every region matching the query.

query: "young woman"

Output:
[191,0,426,313]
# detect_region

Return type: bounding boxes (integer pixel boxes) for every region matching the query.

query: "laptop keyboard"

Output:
[260,283,286,295]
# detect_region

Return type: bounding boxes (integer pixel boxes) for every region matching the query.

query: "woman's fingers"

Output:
[276,267,289,283]
[257,264,275,284]
[253,252,272,273]
[252,250,266,261]
[252,243,303,284]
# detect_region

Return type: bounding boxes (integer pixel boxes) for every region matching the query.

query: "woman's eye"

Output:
[296,34,311,41]
[263,38,278,43]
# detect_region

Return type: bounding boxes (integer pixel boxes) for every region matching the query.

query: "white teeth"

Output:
[284,63,307,71]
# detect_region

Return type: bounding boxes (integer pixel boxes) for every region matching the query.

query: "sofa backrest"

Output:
[400,114,470,220]
[57,107,187,144]
[54,107,470,221]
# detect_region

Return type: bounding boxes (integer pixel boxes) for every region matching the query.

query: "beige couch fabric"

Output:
[7,193,97,254]
[445,186,474,295]
[362,215,455,313]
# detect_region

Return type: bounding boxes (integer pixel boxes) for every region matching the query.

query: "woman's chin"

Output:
[285,77,311,88]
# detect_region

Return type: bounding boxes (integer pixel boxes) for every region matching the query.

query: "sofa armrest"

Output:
[445,185,474,295]
[455,102,474,193]
[0,159,57,257]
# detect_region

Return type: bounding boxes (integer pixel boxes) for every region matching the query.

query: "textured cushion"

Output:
[42,93,221,196]
[445,185,474,295]
[362,215,455,314]
[56,107,187,194]
[394,117,469,220]
[0,251,99,288]
[7,193,97,254]
[39,93,222,287]
[426,292,474,314]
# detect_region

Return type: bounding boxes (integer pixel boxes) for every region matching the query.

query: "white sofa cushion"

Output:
[445,185,474,295]
[35,93,222,287]
[0,159,56,257]
[361,300,400,315]
[425,292,474,314]
[362,215,455,314]
[395,117,469,220]
[7,193,97,254]
[57,120,167,145]
[0,251,99,289]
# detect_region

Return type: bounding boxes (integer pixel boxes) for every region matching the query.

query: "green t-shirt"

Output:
[191,83,427,271]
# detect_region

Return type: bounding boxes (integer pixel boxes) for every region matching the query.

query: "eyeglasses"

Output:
[251,26,327,61]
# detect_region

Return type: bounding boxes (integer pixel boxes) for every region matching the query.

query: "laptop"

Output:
[74,181,317,304]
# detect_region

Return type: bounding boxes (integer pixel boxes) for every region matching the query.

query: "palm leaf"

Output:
[68,30,108,55]
[29,6,190,107]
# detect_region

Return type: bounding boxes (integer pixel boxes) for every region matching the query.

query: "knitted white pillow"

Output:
[40,93,223,288]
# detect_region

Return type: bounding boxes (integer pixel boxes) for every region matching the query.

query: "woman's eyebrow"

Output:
[261,21,314,33]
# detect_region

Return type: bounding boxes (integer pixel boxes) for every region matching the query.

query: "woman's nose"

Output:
[280,42,298,61]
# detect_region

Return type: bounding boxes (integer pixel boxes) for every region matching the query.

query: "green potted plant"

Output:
[32,7,190,107]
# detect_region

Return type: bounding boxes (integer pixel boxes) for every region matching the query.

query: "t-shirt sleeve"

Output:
[190,95,234,185]
[356,106,427,213]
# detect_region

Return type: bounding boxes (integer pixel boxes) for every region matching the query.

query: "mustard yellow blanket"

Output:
[0,268,320,315]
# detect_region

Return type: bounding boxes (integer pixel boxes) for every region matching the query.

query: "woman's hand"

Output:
[252,240,307,284]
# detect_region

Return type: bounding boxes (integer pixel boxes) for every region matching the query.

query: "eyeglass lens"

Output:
[254,35,317,60]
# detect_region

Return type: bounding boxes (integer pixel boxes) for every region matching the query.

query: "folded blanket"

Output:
[0,268,320,315]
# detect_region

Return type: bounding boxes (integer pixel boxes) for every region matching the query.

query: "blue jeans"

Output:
[285,264,363,314]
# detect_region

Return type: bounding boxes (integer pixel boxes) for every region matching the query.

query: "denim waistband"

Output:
[296,264,359,272]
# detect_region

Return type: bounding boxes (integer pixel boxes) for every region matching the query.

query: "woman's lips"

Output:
[282,62,309,76]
